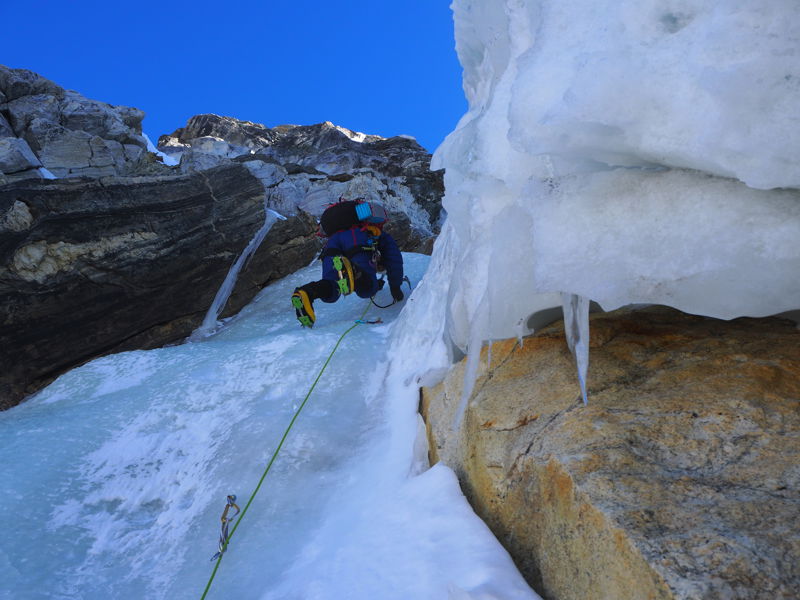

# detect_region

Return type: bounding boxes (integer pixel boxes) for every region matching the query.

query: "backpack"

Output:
[319,199,388,237]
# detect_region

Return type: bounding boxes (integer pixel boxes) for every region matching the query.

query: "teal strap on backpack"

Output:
[355,202,372,221]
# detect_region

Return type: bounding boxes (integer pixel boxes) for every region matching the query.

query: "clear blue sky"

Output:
[0,1,466,153]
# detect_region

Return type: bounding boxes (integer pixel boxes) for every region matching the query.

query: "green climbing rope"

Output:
[200,301,372,600]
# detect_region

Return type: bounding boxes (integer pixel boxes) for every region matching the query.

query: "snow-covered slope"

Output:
[421,0,800,397]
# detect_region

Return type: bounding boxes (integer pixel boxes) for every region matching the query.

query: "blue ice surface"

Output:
[0,253,537,600]
[0,254,527,600]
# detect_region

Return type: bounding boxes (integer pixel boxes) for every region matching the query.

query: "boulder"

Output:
[0,113,13,137]
[0,137,41,173]
[60,90,145,143]
[4,93,62,136]
[0,66,62,102]
[421,306,800,600]
[0,163,321,409]
[25,122,121,178]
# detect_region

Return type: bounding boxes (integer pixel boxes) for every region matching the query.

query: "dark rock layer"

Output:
[0,163,320,409]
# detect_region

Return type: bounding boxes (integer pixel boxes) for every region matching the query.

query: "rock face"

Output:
[421,307,800,600]
[0,64,171,181]
[0,68,443,409]
[159,114,444,252]
[0,164,320,409]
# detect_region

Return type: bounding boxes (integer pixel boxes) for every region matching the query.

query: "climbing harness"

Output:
[318,225,382,269]
[210,495,240,561]
[200,301,375,600]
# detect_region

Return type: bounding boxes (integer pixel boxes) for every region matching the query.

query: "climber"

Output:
[291,199,404,327]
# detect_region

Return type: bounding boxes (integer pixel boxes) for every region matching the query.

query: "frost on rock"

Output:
[424,0,800,402]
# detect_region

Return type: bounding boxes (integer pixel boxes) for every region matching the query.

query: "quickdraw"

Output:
[210,494,240,562]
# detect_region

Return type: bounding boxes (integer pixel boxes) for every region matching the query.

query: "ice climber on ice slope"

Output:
[291,199,405,327]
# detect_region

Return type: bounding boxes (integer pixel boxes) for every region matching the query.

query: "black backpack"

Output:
[319,199,388,236]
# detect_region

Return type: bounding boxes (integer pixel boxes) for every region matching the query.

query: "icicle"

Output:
[452,293,489,431]
[190,209,285,340]
[453,331,483,432]
[561,292,590,405]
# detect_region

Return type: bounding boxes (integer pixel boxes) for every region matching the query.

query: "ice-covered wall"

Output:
[400,0,800,407]
[426,0,800,365]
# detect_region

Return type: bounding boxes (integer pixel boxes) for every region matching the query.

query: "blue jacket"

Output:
[322,227,404,296]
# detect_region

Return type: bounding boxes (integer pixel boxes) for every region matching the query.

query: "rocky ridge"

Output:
[421,306,800,600]
[0,65,171,182]
[158,114,444,252]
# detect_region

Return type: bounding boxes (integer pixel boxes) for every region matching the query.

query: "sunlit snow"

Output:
[0,254,537,600]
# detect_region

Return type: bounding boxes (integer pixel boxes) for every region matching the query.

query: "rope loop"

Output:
[370,275,412,309]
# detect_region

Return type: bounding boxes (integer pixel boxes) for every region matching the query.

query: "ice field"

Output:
[0,254,537,600]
